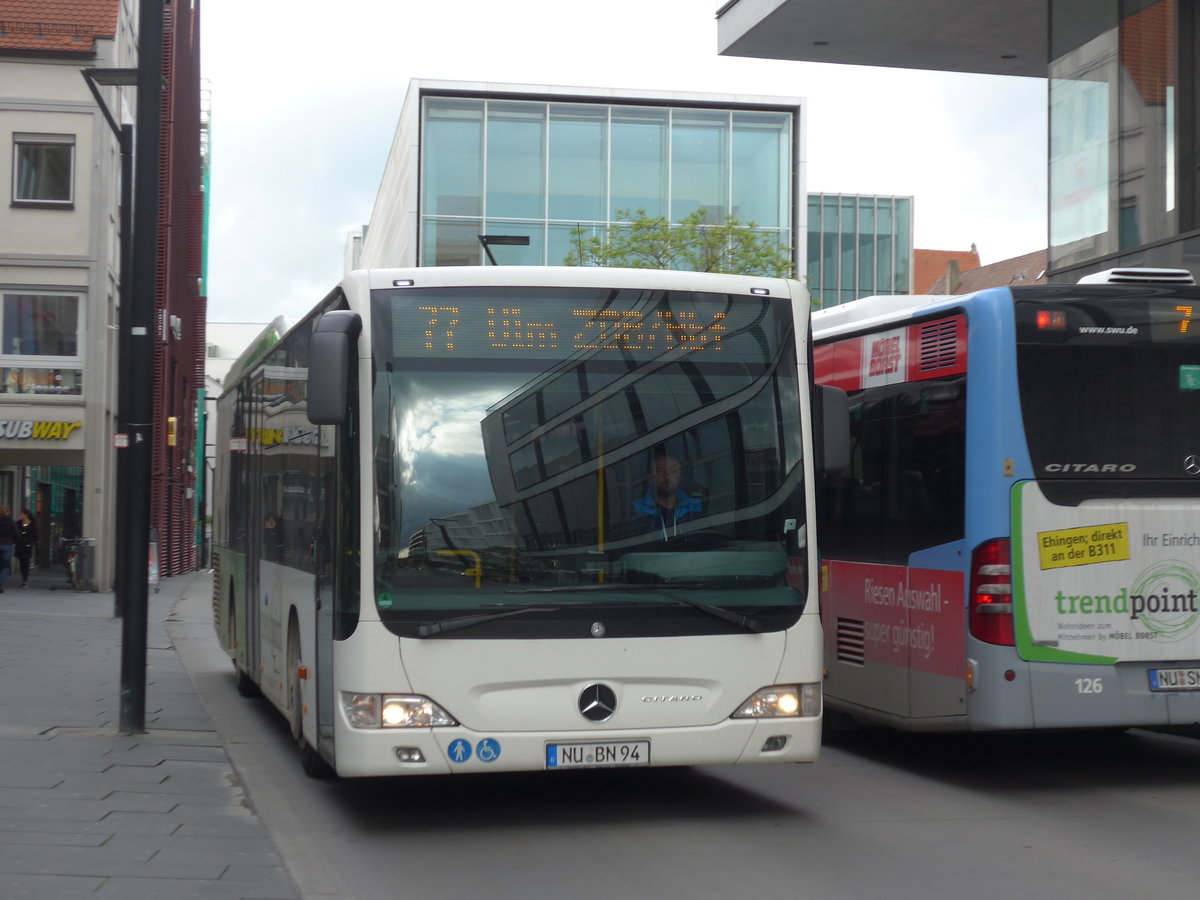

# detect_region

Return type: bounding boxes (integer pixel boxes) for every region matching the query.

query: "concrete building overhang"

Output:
[716,0,1047,78]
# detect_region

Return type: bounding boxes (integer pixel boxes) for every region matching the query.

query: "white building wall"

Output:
[358,79,422,269]
[0,23,135,589]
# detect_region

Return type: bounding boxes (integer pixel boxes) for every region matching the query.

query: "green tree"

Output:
[564,208,795,278]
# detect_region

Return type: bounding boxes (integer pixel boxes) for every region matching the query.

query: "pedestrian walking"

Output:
[16,508,37,587]
[0,506,18,592]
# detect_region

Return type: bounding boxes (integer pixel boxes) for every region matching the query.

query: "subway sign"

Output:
[0,420,83,441]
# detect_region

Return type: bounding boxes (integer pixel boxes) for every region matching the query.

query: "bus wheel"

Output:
[229,591,259,697]
[287,615,303,742]
[299,740,332,778]
[288,615,332,778]
[234,665,259,698]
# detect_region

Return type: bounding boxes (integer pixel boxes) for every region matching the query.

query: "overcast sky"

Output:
[200,0,1048,323]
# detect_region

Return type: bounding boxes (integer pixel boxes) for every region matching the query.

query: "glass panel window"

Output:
[610,107,667,218]
[0,366,82,396]
[806,234,822,306]
[486,101,545,220]
[480,221,544,265]
[422,219,482,266]
[839,196,857,300]
[875,201,894,294]
[548,104,606,222]
[1117,0,1177,246]
[550,223,601,266]
[857,199,876,297]
[806,196,822,301]
[423,99,483,217]
[13,135,74,204]
[1050,27,1119,268]
[731,112,789,227]
[2,294,79,356]
[894,197,912,292]
[821,197,839,300]
[671,109,729,222]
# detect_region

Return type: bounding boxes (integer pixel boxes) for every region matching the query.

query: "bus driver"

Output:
[633,452,703,540]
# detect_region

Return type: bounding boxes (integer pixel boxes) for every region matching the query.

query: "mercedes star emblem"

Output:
[579,683,617,722]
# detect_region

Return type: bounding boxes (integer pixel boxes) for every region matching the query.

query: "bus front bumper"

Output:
[330,715,822,777]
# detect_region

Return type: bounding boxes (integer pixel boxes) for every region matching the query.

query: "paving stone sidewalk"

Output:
[0,565,300,899]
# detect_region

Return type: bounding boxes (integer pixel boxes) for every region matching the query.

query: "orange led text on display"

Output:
[418,306,725,353]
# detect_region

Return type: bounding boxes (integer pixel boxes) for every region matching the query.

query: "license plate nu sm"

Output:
[1148,667,1200,691]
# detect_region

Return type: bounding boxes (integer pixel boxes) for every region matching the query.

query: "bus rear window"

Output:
[1015,291,1200,480]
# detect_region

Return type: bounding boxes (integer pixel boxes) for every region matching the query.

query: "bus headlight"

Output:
[341,693,458,728]
[731,684,821,719]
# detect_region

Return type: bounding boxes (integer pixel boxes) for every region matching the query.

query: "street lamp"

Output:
[81,67,137,616]
[478,234,530,265]
[81,0,164,734]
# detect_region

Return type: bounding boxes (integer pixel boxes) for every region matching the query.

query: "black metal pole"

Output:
[113,122,133,616]
[119,0,163,734]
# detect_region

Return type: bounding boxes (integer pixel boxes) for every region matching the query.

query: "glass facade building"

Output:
[719,0,1200,286]
[414,89,800,270]
[1049,0,1200,278]
[806,193,913,307]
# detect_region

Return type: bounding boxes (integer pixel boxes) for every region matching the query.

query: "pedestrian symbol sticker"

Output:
[476,739,501,763]
[448,739,472,763]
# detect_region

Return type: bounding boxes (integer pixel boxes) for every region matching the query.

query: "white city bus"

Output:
[212,266,840,776]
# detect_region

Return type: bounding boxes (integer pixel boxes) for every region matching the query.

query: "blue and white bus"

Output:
[813,268,1200,731]
[213,265,834,776]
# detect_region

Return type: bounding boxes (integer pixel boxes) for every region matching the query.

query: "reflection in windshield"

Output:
[372,286,809,633]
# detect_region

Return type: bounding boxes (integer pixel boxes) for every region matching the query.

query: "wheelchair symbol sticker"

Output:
[476,739,501,763]
[448,739,472,763]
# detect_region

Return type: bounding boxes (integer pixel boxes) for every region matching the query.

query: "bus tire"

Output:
[287,614,303,743]
[230,589,259,697]
[234,664,259,698]
[287,614,332,778]
[299,740,333,779]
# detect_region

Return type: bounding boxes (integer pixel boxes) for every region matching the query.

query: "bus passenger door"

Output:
[239,376,263,686]
[314,456,335,759]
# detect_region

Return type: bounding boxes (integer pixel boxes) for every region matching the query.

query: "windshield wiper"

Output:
[416,605,562,638]
[508,583,765,633]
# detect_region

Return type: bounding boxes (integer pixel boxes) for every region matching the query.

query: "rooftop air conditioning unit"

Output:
[1077,267,1196,285]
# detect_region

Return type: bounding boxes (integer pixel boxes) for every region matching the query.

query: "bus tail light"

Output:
[969,539,1014,646]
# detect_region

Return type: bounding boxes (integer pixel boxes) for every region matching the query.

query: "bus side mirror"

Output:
[307,310,362,426]
[815,384,850,476]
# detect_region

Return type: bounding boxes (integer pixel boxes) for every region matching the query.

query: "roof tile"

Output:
[928,248,1048,294]
[0,0,118,54]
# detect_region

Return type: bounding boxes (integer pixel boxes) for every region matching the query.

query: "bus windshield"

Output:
[1015,289,1200,483]
[370,285,809,638]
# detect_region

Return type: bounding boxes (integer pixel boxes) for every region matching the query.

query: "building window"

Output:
[12,135,75,206]
[806,194,912,307]
[424,99,483,217]
[4,295,78,356]
[0,294,83,396]
[420,96,796,269]
[1049,0,1181,273]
